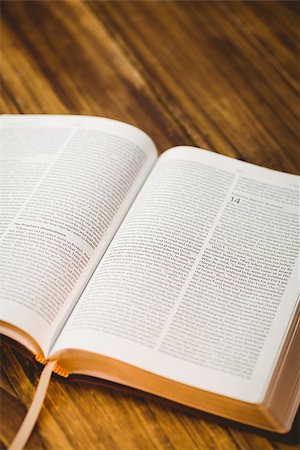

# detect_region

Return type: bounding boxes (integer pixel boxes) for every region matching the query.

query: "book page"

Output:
[0,115,157,355]
[52,146,299,402]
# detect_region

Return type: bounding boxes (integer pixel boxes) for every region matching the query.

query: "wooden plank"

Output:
[0,0,186,149]
[1,1,299,449]
[92,0,300,173]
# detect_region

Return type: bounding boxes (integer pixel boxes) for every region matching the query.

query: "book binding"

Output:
[35,354,69,378]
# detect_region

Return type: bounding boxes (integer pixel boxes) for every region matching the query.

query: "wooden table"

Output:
[1,1,299,449]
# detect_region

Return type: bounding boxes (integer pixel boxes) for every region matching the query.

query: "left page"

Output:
[0,115,157,356]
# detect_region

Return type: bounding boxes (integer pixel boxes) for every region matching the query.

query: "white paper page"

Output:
[52,146,299,402]
[0,115,157,355]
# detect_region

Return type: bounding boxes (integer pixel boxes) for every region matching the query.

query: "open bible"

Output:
[1,115,299,441]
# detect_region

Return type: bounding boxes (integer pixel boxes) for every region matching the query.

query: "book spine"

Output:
[35,354,69,378]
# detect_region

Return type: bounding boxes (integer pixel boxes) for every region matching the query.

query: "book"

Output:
[1,115,299,447]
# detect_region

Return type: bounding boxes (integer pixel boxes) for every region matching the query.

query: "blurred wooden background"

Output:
[1,1,299,449]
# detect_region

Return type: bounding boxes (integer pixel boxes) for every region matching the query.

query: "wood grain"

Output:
[0,1,299,449]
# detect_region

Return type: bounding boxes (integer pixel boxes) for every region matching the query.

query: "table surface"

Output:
[1,1,300,449]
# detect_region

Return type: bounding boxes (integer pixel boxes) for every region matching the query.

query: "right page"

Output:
[52,147,299,403]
